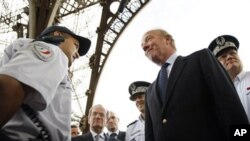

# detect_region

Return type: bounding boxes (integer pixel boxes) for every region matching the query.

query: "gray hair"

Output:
[147,28,176,50]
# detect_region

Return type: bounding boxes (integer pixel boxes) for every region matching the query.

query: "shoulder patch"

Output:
[127,120,138,127]
[32,42,54,62]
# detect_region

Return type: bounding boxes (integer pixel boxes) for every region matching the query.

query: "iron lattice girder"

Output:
[0,6,29,34]
[0,0,100,34]
[59,0,100,17]
[85,0,150,115]
[101,0,150,72]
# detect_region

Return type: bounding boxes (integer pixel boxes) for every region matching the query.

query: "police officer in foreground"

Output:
[125,81,150,141]
[0,25,91,141]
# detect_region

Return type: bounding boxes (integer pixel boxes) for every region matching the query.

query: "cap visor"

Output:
[75,35,91,56]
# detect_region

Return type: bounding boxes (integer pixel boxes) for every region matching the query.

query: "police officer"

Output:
[208,35,250,122]
[0,25,91,141]
[125,81,150,141]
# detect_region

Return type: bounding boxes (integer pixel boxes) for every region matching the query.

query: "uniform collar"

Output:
[139,114,144,122]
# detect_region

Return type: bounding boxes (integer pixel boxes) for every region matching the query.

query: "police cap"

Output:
[38,25,91,56]
[128,81,150,101]
[208,35,239,57]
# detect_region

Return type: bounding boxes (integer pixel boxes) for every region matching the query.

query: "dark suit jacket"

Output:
[117,131,125,141]
[72,132,119,141]
[106,131,126,141]
[145,49,249,141]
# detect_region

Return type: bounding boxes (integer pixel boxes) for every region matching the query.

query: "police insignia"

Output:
[216,36,226,46]
[131,84,136,91]
[247,87,250,91]
[32,43,53,62]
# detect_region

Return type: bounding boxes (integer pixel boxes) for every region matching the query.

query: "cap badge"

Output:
[131,84,137,91]
[132,86,148,95]
[216,36,226,46]
[32,42,53,62]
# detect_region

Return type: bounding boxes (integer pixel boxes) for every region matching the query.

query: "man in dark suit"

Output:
[106,111,125,141]
[140,28,249,141]
[72,104,119,141]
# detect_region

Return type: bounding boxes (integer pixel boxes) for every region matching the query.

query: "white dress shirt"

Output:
[233,70,250,122]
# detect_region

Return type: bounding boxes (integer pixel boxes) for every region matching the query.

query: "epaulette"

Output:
[127,120,138,127]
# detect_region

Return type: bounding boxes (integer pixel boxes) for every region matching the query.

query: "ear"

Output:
[164,35,172,46]
[165,35,171,42]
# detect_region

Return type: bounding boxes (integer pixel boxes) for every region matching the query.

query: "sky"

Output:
[93,0,250,131]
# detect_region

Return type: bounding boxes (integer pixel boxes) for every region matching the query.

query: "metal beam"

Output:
[47,0,63,27]
[85,0,150,117]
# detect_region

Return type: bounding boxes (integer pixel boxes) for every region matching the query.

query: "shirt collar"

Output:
[108,130,119,136]
[164,52,178,75]
[234,70,246,82]
[90,128,105,139]
[166,52,178,65]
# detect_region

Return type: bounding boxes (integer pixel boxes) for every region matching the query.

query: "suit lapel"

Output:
[87,132,94,141]
[117,131,123,140]
[117,132,121,139]
[149,80,163,107]
[162,56,185,112]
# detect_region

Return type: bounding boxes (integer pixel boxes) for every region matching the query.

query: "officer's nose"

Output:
[225,53,233,60]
